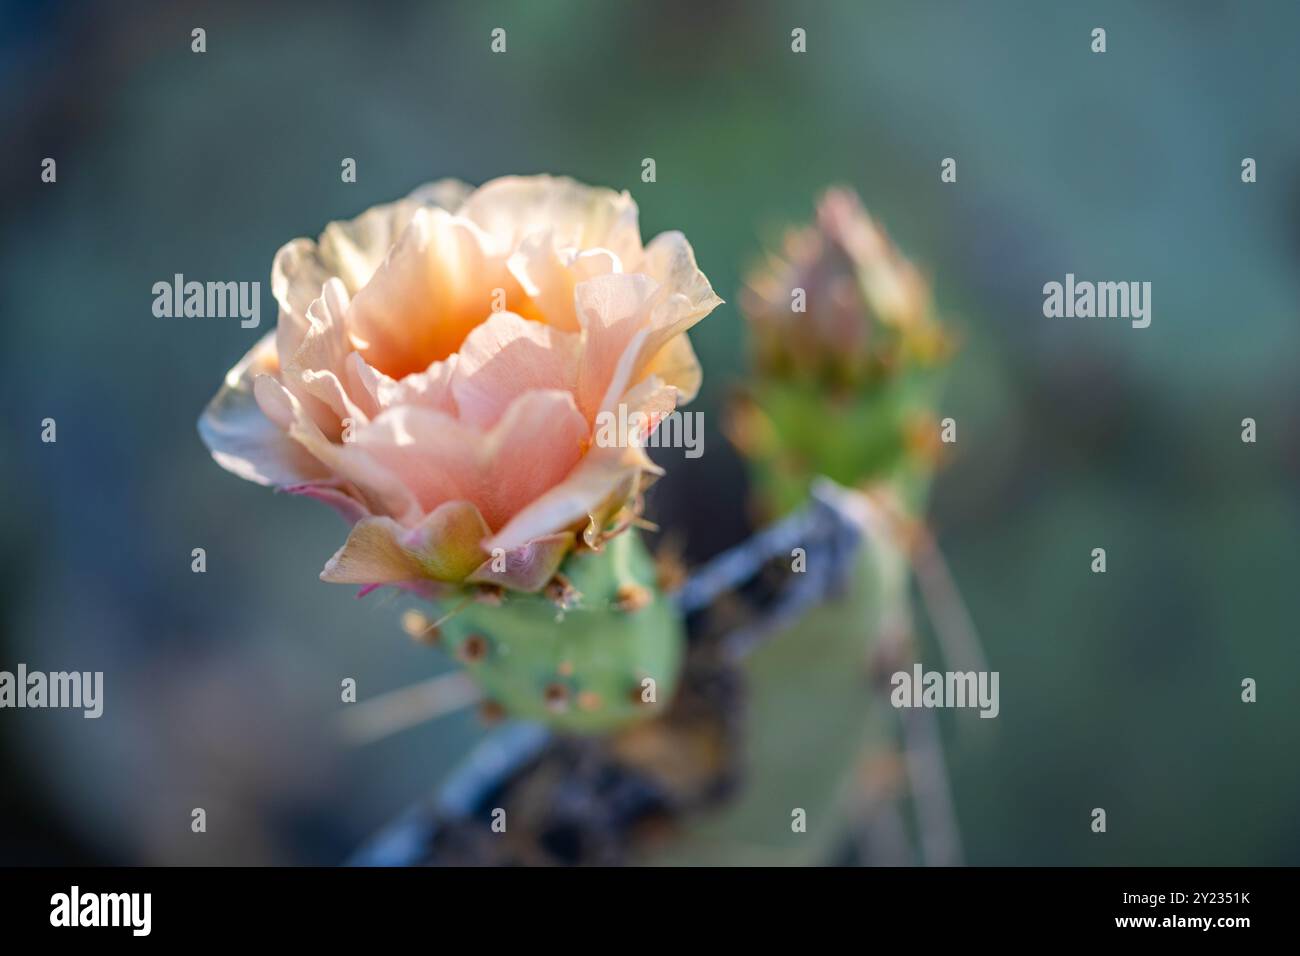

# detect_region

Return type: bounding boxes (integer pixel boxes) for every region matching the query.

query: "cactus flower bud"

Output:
[741,187,948,388]
[735,188,954,514]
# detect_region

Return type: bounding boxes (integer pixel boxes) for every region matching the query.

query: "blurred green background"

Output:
[2,0,1298,864]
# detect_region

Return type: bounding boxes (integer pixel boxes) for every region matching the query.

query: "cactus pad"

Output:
[437,530,684,733]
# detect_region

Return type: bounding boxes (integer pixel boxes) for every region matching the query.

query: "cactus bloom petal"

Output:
[320,501,491,585]
[466,533,573,592]
[200,175,719,593]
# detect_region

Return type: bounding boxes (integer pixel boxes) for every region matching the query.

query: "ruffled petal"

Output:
[319,517,422,584]
[268,180,470,364]
[466,532,573,592]
[640,230,723,324]
[259,375,423,523]
[320,500,492,585]
[347,390,586,531]
[486,442,649,554]
[571,249,718,422]
[345,208,521,379]
[406,178,474,212]
[505,233,621,332]
[573,272,661,421]
[459,175,642,264]
[345,352,459,418]
[640,330,702,404]
[476,389,591,529]
[198,333,332,487]
[282,279,368,434]
[335,404,473,522]
[403,500,494,580]
[451,311,582,429]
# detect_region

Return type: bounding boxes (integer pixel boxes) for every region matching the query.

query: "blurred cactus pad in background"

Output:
[642,190,958,865]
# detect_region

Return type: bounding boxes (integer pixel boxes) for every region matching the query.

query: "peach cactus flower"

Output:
[199,176,720,593]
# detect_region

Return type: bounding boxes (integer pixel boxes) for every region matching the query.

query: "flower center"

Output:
[353,283,547,381]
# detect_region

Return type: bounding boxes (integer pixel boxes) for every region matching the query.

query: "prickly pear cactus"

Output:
[437,530,684,734]
[645,188,958,864]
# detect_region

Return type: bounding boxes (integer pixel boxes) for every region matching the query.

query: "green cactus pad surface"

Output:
[438,530,685,734]
[745,374,941,518]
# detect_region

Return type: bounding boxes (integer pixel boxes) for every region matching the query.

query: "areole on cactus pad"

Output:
[438,529,684,734]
